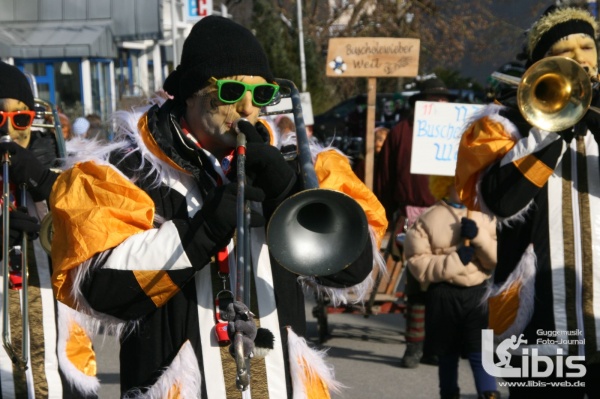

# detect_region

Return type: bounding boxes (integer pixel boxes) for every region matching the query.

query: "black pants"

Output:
[425,282,488,357]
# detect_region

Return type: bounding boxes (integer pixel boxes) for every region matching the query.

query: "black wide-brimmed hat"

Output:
[409,76,456,106]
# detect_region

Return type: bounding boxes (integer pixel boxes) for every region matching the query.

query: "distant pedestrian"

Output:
[375,74,456,369]
[58,111,72,140]
[71,116,90,138]
[85,113,109,142]
[405,175,499,399]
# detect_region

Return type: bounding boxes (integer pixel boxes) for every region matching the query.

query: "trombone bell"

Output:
[507,56,592,132]
[267,188,369,276]
[530,72,571,114]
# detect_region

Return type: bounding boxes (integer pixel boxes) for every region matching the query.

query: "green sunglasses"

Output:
[209,77,279,106]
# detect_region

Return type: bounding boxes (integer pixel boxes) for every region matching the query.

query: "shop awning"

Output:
[0,20,117,59]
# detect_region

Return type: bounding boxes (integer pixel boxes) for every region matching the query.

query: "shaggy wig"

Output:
[527,7,598,64]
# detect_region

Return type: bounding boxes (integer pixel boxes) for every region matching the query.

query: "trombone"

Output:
[232,119,251,392]
[491,56,600,132]
[2,71,67,370]
[229,79,372,393]
[1,137,30,370]
[265,79,370,277]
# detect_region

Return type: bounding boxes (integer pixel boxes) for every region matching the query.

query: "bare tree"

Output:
[227,0,552,112]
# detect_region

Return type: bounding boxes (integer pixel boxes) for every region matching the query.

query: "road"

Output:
[94,293,509,398]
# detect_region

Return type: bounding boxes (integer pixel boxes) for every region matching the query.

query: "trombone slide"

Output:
[233,120,251,392]
[1,140,30,370]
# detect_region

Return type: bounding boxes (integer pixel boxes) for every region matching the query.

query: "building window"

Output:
[19,60,82,120]
[90,60,113,121]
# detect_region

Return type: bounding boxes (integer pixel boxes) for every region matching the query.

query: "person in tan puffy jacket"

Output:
[404,175,499,399]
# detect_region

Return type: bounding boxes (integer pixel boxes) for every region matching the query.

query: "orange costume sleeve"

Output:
[51,161,155,309]
[455,115,517,211]
[314,149,388,247]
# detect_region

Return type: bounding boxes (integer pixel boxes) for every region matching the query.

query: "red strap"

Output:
[217,248,229,274]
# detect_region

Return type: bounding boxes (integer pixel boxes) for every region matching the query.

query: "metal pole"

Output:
[297,0,307,92]
[171,0,178,66]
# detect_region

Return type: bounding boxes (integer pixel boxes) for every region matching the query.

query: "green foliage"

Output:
[252,0,300,83]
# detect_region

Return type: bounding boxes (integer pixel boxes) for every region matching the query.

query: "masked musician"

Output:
[0,17,387,398]
[0,62,96,398]
[456,6,600,397]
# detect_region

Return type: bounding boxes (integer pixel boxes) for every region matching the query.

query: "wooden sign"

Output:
[325,38,420,77]
[410,101,484,176]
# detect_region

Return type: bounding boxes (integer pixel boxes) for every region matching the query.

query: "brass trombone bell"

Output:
[492,56,593,132]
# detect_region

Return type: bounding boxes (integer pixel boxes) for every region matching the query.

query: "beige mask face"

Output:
[0,98,32,148]
[184,75,264,157]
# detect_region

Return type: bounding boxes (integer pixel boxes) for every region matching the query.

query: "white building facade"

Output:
[0,0,227,122]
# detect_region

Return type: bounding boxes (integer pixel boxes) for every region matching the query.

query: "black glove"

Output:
[225,301,257,358]
[460,217,478,240]
[198,183,265,248]
[456,246,475,266]
[174,183,266,268]
[582,86,600,136]
[584,108,600,136]
[236,120,297,202]
[7,207,40,246]
[0,141,57,202]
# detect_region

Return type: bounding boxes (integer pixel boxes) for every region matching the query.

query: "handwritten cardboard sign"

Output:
[326,38,420,77]
[410,101,484,176]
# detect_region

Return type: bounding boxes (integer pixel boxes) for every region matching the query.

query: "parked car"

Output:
[313,92,413,159]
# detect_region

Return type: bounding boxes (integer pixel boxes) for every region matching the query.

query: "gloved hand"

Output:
[198,183,265,248]
[225,301,257,358]
[235,120,297,202]
[583,107,600,136]
[460,217,478,240]
[0,141,57,202]
[6,207,40,247]
[582,86,600,136]
[456,246,475,266]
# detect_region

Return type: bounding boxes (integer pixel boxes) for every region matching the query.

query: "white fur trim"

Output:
[63,137,129,169]
[298,225,386,306]
[482,244,537,342]
[56,302,100,396]
[63,101,189,191]
[287,327,343,399]
[68,253,138,331]
[122,340,201,399]
[466,103,522,141]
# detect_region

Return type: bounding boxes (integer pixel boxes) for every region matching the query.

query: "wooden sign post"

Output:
[325,37,420,189]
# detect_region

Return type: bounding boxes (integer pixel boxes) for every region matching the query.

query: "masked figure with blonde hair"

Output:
[456,5,600,397]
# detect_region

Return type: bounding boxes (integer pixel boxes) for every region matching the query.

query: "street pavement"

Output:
[308,295,508,399]
[93,293,509,398]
